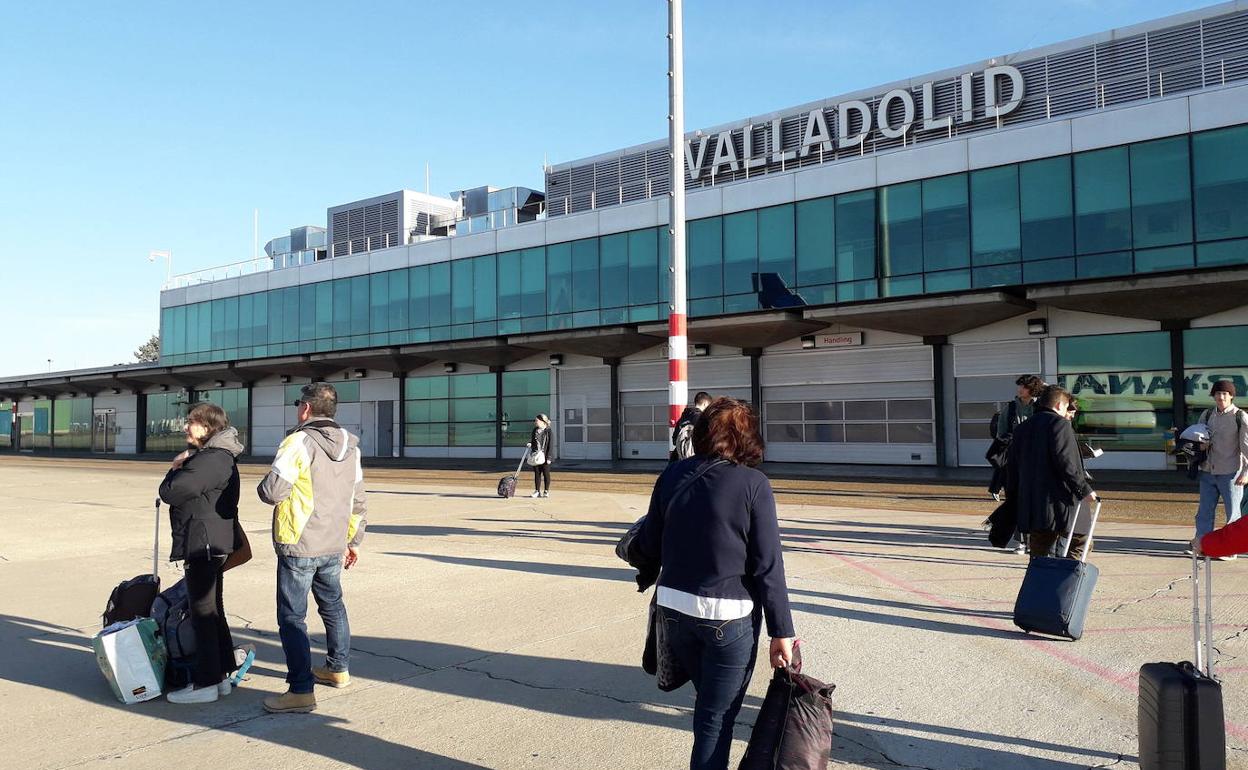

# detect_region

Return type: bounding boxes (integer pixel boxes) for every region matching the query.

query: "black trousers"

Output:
[533,462,551,493]
[184,555,236,687]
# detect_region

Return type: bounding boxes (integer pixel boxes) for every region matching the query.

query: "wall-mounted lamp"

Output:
[214,380,226,388]
[111,388,122,396]
[1026,318,1048,336]
[160,385,170,392]
[691,344,710,357]
[353,368,367,379]
[800,335,817,350]
[444,363,457,373]
[549,354,563,367]
[280,375,292,384]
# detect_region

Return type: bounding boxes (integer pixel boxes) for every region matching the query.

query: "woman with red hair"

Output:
[632,397,795,770]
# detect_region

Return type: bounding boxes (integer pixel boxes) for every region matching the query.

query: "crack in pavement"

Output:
[451,662,692,715]
[1106,576,1190,613]
[835,730,936,770]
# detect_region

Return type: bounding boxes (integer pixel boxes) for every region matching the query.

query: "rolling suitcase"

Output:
[102,498,163,626]
[1013,500,1101,640]
[1137,553,1226,770]
[497,448,530,498]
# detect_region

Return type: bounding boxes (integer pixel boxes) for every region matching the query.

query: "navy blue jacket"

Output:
[634,457,795,639]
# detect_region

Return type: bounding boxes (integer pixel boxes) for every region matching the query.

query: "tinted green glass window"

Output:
[1075,147,1132,254]
[924,269,970,293]
[922,174,969,271]
[1020,156,1074,261]
[520,247,546,318]
[312,284,331,340]
[332,280,350,342]
[451,258,473,324]
[370,273,389,332]
[346,278,366,336]
[600,233,629,309]
[628,229,659,306]
[835,190,875,282]
[265,291,281,348]
[1131,137,1192,248]
[723,211,758,295]
[498,251,522,319]
[547,242,573,314]
[452,372,495,398]
[236,297,251,348]
[1198,239,1248,267]
[1077,251,1133,278]
[408,265,428,328]
[571,239,599,312]
[1193,125,1248,242]
[251,292,267,350]
[211,298,225,350]
[389,270,408,332]
[502,369,549,395]
[880,182,922,276]
[758,204,795,285]
[1134,245,1193,274]
[473,255,497,321]
[688,217,723,298]
[1057,331,1169,373]
[971,165,1020,265]
[796,197,834,286]
[429,262,451,325]
[1185,326,1248,367]
[404,375,449,399]
[298,284,315,341]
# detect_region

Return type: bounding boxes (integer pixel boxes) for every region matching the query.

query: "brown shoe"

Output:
[263,690,317,713]
[313,666,351,688]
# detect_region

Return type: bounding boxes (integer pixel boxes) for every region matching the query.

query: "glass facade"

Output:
[162,125,1248,365]
[1056,332,1173,452]
[1184,325,1248,424]
[0,401,10,448]
[195,387,250,452]
[145,392,190,454]
[52,398,93,451]
[501,370,551,448]
[403,373,497,447]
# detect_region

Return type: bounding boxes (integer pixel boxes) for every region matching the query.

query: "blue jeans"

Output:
[277,554,350,694]
[1197,471,1243,538]
[660,607,760,770]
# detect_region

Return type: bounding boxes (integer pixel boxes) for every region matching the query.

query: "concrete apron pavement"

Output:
[0,461,1245,770]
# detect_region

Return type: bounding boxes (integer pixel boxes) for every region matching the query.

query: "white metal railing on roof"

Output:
[162,256,271,291]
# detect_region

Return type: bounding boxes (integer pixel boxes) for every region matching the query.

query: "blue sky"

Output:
[0,0,1214,377]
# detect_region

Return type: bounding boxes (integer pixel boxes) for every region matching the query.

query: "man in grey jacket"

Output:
[1192,379,1248,557]
[257,382,367,713]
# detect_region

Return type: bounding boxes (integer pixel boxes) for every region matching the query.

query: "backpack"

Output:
[673,422,695,460]
[150,579,195,688]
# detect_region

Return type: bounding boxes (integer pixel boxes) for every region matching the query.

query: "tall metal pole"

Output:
[667,0,688,442]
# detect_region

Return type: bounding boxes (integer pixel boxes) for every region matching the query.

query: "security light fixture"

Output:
[111,388,122,396]
[280,375,292,384]
[1027,318,1048,336]
[444,363,457,373]
[353,368,367,378]
[549,354,563,367]
[691,344,710,357]
[800,335,817,349]
[161,385,169,392]
[214,380,225,388]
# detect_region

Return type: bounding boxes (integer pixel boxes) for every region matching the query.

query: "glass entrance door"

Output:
[92,410,116,453]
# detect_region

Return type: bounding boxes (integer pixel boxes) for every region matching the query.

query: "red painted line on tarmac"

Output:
[1081,623,1238,635]
[819,550,1248,741]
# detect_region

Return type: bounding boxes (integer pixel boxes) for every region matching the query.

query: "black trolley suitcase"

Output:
[1137,553,1226,770]
[497,448,530,498]
[102,498,163,626]
[1013,500,1101,640]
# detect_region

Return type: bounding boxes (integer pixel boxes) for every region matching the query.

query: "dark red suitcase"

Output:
[1137,554,1226,770]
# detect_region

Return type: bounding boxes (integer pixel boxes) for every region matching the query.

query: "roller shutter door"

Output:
[556,366,612,460]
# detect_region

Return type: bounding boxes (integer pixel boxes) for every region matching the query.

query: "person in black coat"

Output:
[528,413,553,498]
[1006,385,1098,558]
[157,401,244,704]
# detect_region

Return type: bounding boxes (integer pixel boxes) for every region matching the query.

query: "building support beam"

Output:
[605,358,621,461]
[1165,320,1189,439]
[925,335,949,468]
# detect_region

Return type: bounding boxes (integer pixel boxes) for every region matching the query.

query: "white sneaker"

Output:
[541,491,549,498]
[530,491,541,498]
[218,679,232,697]
[1013,542,1027,555]
[1215,554,1237,561]
[167,683,219,704]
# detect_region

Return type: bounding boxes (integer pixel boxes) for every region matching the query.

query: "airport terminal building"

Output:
[3,2,1248,471]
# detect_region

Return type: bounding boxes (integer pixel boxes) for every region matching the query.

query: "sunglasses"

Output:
[292,399,306,407]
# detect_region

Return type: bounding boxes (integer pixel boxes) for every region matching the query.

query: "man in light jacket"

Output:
[257,382,367,713]
[1191,379,1248,556]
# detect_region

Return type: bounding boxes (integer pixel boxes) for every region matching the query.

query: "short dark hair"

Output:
[299,382,338,418]
[691,397,764,467]
[693,391,712,408]
[187,402,229,437]
[1038,384,1073,410]
[1016,375,1046,397]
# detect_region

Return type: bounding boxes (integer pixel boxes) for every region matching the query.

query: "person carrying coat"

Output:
[528,414,553,498]
[632,397,795,770]
[1005,385,1098,558]
[157,401,244,704]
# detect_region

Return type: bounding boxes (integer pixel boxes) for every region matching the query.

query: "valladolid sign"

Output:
[685,65,1025,181]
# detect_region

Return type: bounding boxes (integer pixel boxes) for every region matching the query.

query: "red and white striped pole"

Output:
[667,0,688,442]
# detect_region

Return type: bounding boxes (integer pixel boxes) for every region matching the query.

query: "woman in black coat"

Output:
[157,401,244,704]
[528,413,553,498]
